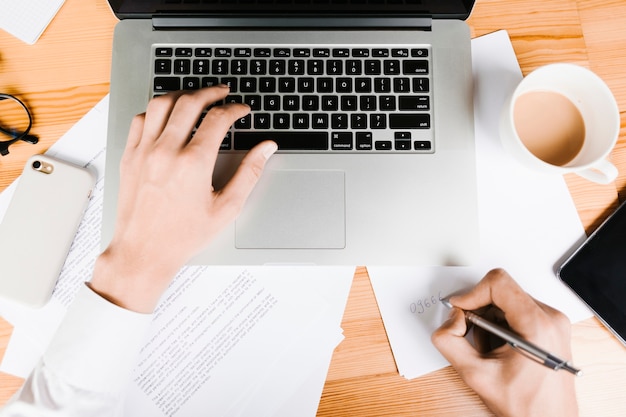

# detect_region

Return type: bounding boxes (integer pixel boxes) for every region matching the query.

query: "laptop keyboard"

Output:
[152,45,434,153]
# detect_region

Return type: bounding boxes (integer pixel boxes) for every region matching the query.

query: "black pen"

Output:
[441,298,582,376]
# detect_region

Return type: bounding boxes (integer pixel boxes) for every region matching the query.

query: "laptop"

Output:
[102,0,479,265]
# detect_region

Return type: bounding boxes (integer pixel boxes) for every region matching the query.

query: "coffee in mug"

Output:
[500,64,619,184]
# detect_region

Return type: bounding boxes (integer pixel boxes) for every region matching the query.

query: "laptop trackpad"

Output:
[235,170,345,249]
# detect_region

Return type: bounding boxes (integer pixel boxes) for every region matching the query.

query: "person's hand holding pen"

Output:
[432,269,579,417]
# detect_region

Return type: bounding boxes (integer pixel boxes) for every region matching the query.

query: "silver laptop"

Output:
[102,0,479,265]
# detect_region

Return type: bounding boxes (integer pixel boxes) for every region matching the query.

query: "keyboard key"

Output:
[302,95,319,111]
[254,48,271,57]
[383,60,401,75]
[411,48,429,57]
[389,114,430,129]
[175,48,192,57]
[259,78,277,92]
[293,114,310,129]
[182,77,200,90]
[370,114,387,129]
[341,96,357,111]
[155,59,171,74]
[392,48,409,57]
[293,48,311,57]
[231,59,248,75]
[235,114,251,129]
[212,60,228,74]
[336,78,352,93]
[351,114,367,129]
[273,113,290,129]
[375,140,392,150]
[414,141,432,150]
[380,95,396,110]
[331,114,348,129]
[215,48,232,57]
[240,77,257,92]
[322,95,339,111]
[394,78,411,92]
[173,59,191,74]
[154,77,180,92]
[244,95,262,110]
[274,48,291,57]
[395,140,412,150]
[235,48,252,57]
[155,47,173,57]
[331,132,353,150]
[254,113,271,129]
[403,60,429,75]
[194,47,212,57]
[264,95,280,110]
[307,60,324,75]
[413,78,430,92]
[327,60,343,75]
[297,78,315,93]
[372,49,389,57]
[313,48,330,57]
[250,60,267,75]
[346,60,362,75]
[355,78,372,93]
[399,96,430,111]
[192,59,209,75]
[201,77,219,88]
[360,96,377,111]
[283,95,300,110]
[365,60,382,75]
[352,48,369,57]
[356,132,373,150]
[234,132,329,150]
[312,113,329,129]
[317,78,333,93]
[278,77,296,93]
[333,48,350,57]
[288,60,305,75]
[270,60,286,75]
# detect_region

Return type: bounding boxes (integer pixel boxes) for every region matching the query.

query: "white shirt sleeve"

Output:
[0,283,153,417]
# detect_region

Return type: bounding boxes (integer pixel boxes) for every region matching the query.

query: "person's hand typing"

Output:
[432,269,579,417]
[90,86,277,313]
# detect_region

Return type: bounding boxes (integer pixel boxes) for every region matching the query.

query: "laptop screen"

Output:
[108,0,475,20]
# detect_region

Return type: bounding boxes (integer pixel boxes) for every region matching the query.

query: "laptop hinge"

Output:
[152,15,432,30]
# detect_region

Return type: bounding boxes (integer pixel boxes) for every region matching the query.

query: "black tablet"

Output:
[557,200,626,346]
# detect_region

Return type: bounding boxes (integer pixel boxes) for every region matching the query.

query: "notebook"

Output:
[102,0,479,265]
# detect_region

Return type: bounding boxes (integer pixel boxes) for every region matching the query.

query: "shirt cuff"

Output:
[43,283,153,393]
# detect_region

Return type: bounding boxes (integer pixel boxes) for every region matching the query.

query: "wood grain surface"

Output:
[1,0,625,415]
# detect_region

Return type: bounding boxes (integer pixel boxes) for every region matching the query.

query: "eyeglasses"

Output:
[0,93,39,156]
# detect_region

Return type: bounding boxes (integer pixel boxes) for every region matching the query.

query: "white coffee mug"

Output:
[500,63,619,184]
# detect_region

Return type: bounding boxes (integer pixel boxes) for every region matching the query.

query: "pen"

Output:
[440,298,582,376]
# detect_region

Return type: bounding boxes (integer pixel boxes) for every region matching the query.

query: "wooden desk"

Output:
[1,0,626,415]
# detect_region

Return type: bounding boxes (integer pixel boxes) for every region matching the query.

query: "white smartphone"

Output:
[0,155,95,307]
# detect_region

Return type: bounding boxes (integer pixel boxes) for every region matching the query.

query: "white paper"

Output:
[368,30,592,380]
[0,0,65,44]
[123,265,354,417]
[0,94,355,416]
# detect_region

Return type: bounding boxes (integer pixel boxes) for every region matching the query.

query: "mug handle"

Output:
[576,159,618,184]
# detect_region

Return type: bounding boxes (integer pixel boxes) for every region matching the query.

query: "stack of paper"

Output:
[368,30,592,380]
[0,96,356,416]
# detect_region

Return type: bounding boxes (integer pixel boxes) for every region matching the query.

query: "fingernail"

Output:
[217,83,230,89]
[262,141,278,159]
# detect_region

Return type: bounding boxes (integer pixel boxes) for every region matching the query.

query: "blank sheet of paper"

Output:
[369,30,592,380]
[0,0,65,44]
